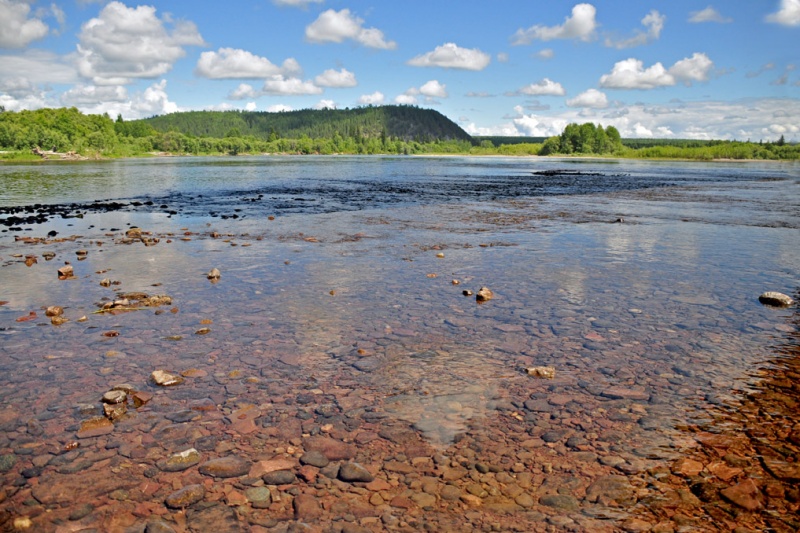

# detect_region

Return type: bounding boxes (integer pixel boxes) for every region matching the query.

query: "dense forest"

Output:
[0,106,797,161]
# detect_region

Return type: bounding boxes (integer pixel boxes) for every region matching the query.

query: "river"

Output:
[0,156,798,532]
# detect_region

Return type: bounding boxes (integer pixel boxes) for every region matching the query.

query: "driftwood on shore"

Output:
[32,146,89,160]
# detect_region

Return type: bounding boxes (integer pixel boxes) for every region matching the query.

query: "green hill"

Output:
[135,106,473,143]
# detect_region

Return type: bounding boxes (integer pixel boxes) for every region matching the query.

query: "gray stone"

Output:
[338,462,374,483]
[300,450,329,468]
[758,291,794,307]
[539,494,579,510]
[263,470,296,485]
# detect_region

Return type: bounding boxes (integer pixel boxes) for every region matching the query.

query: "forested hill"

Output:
[136,106,473,143]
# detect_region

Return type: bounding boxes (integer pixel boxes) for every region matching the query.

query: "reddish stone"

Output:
[389,495,414,509]
[249,457,296,477]
[671,458,704,477]
[297,464,318,483]
[293,494,321,520]
[304,435,356,460]
[720,479,763,511]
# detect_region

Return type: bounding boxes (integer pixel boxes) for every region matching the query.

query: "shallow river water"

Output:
[0,156,798,533]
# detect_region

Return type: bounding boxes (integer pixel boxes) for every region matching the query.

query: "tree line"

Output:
[0,106,797,161]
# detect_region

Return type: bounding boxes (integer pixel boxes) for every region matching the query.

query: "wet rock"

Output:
[45,306,63,317]
[300,450,329,468]
[159,448,201,472]
[585,476,637,506]
[57,265,74,279]
[132,391,153,407]
[305,435,356,460]
[476,287,494,302]
[263,470,296,485]
[250,457,296,477]
[600,386,650,401]
[758,291,794,307]
[102,390,127,404]
[720,479,763,511]
[0,454,17,472]
[671,458,704,477]
[294,493,322,520]
[245,487,272,508]
[103,402,127,421]
[151,370,184,387]
[539,494,579,510]
[199,456,251,478]
[145,520,177,533]
[206,268,221,281]
[165,484,205,509]
[526,366,555,379]
[338,462,374,483]
[761,457,800,482]
[77,416,114,438]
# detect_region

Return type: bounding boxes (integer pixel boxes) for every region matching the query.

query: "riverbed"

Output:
[0,156,798,532]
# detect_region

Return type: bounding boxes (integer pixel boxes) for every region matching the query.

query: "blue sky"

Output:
[1,0,798,140]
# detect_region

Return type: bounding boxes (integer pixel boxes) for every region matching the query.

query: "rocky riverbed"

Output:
[0,160,798,532]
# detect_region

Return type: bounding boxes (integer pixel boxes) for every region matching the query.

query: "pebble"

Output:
[199,456,251,478]
[338,462,374,482]
[151,370,184,386]
[165,484,205,509]
[758,291,794,307]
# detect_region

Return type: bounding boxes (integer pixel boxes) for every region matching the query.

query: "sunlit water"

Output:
[0,156,798,531]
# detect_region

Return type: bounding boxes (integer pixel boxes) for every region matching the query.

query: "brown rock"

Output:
[305,435,356,460]
[476,287,494,302]
[165,484,205,509]
[671,458,704,477]
[762,457,800,482]
[45,306,64,317]
[249,457,297,477]
[720,479,763,511]
[77,416,114,438]
[199,456,251,478]
[293,494,321,520]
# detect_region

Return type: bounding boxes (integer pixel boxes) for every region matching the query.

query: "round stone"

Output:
[338,462,374,483]
[102,390,127,404]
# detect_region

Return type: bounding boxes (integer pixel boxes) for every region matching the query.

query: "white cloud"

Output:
[566,88,608,108]
[60,84,128,106]
[76,1,204,85]
[605,10,665,49]
[519,78,566,96]
[0,49,78,85]
[394,93,417,105]
[273,0,323,7]
[245,102,257,111]
[0,0,49,48]
[305,9,396,49]
[358,91,384,105]
[536,49,555,60]
[407,43,491,71]
[512,3,597,44]
[228,83,259,100]
[688,6,732,23]
[670,53,714,84]
[496,52,509,63]
[195,48,301,79]
[766,0,800,26]
[419,80,448,98]
[267,104,293,112]
[600,53,713,89]
[313,99,337,109]
[262,75,322,95]
[600,58,674,89]
[314,68,357,88]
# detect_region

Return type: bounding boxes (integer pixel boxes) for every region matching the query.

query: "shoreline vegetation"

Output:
[1,106,798,163]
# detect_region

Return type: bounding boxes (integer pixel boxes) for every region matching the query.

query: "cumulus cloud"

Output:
[600,53,713,89]
[394,94,417,105]
[314,68,357,88]
[536,49,555,60]
[605,10,665,49]
[76,1,205,85]
[306,9,396,49]
[314,99,337,109]
[267,104,293,112]
[518,78,566,96]
[512,3,597,45]
[688,6,732,23]
[358,91,384,105]
[766,0,800,26]
[419,80,448,98]
[195,48,301,79]
[262,75,323,95]
[0,0,50,48]
[52,79,181,119]
[566,88,608,108]
[228,83,259,100]
[407,43,491,71]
